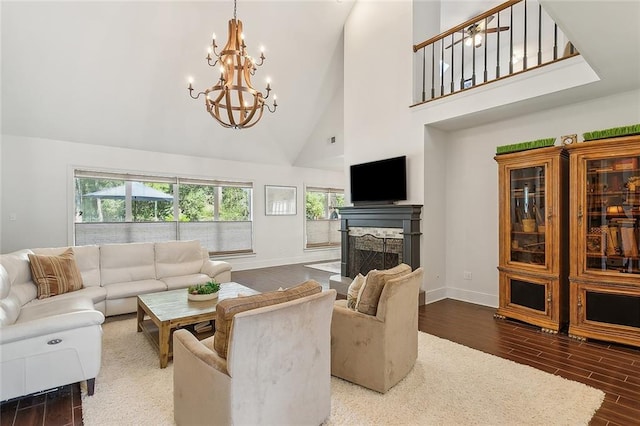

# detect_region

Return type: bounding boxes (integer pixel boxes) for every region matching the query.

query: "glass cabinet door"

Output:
[584,154,640,274]
[509,165,546,266]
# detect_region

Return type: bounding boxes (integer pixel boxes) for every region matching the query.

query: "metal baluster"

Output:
[483,17,488,83]
[509,5,514,74]
[496,12,501,78]
[441,39,445,96]
[461,30,465,90]
[431,43,435,99]
[421,48,426,102]
[450,34,455,94]
[537,3,542,65]
[523,0,528,69]
[472,24,477,86]
[553,23,558,60]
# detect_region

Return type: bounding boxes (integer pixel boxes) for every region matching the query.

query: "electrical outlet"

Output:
[463,271,472,280]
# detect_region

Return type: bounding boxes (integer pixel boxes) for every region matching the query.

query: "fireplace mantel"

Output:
[339,204,422,278]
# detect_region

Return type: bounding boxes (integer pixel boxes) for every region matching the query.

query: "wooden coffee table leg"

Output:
[136,301,145,332]
[159,321,170,368]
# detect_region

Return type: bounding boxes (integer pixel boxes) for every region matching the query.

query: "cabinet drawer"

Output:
[569,281,640,347]
[496,271,566,332]
[510,278,547,312]
[585,291,640,328]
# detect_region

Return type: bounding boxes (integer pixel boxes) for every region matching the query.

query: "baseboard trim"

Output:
[230,251,340,271]
[446,287,498,308]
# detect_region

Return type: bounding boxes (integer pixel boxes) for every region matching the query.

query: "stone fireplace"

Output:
[338,205,422,278]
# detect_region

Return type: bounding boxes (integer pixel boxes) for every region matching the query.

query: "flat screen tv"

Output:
[350,156,407,205]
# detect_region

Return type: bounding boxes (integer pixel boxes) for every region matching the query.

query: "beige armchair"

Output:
[331,267,424,393]
[173,286,337,426]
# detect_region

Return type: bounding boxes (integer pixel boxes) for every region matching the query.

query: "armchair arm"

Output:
[0,310,104,345]
[173,329,233,425]
[200,260,232,281]
[173,329,228,376]
[331,301,384,349]
[331,300,388,391]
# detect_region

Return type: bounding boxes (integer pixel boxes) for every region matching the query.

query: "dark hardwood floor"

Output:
[2,262,638,425]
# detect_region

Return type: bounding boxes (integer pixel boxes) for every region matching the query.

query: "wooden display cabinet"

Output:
[566,135,640,347]
[494,146,569,332]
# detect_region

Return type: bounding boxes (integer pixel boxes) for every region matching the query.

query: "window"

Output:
[305,186,344,249]
[74,170,253,255]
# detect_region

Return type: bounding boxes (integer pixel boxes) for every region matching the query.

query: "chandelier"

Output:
[188,0,277,129]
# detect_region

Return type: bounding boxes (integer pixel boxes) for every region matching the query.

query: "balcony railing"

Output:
[411,0,579,107]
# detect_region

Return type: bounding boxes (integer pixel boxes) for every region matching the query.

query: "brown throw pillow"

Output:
[356,264,411,315]
[28,248,83,299]
[346,273,366,309]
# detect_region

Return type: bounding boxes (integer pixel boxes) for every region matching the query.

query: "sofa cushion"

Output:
[0,293,22,327]
[346,273,366,310]
[214,280,322,359]
[155,240,204,279]
[28,248,84,299]
[162,273,211,290]
[100,243,156,285]
[104,279,166,300]
[356,263,412,316]
[16,296,97,324]
[0,265,21,326]
[24,286,107,307]
[8,283,37,306]
[0,249,34,286]
[0,265,9,299]
[33,246,101,287]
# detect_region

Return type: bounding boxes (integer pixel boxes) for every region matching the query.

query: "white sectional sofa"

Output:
[0,240,232,401]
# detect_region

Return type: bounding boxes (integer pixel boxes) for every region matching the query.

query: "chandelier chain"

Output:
[233,0,237,20]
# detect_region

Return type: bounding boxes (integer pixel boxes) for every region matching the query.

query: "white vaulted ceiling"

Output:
[2,1,639,170]
[1,0,354,168]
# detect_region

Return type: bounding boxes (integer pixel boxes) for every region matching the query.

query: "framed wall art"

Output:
[265,185,297,216]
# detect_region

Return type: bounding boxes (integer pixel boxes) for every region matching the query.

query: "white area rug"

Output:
[305,261,341,274]
[83,318,604,425]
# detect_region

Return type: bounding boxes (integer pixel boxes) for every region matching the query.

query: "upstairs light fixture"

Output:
[187,0,277,129]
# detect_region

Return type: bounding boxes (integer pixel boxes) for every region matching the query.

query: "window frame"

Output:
[73,168,254,256]
[304,185,344,249]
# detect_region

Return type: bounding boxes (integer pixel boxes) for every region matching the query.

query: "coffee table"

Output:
[136,281,259,368]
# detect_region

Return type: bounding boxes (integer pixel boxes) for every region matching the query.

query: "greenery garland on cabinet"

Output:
[495,138,556,155]
[583,123,640,141]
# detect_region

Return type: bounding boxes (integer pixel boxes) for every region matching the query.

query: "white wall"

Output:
[0,135,343,270]
[344,0,424,205]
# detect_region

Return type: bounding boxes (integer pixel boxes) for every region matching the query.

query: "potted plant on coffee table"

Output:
[187,281,221,301]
